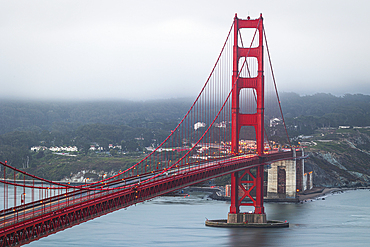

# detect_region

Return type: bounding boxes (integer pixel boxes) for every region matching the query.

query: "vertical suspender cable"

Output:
[263,26,292,148]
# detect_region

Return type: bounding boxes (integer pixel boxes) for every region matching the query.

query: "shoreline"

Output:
[297,186,370,202]
[177,186,370,203]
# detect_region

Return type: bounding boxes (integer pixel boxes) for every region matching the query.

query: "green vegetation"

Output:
[0,94,369,182]
[27,151,146,181]
[281,93,370,136]
[312,141,347,153]
[297,127,370,187]
[0,99,191,135]
[0,99,192,177]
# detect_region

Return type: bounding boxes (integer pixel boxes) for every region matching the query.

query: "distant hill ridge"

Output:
[280,93,370,136]
[0,98,192,135]
[0,93,369,136]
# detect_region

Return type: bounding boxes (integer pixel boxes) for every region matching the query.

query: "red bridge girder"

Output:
[0,151,300,246]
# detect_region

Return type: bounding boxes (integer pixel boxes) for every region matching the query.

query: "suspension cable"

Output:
[263,25,292,148]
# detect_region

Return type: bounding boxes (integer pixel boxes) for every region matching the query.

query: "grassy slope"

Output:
[27,152,146,181]
[304,128,370,186]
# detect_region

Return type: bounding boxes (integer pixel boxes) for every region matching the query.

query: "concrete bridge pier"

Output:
[267,149,305,200]
[227,212,266,224]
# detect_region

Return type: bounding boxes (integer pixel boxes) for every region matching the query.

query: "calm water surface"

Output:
[27,189,370,247]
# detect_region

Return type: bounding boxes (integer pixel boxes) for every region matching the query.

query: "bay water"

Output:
[21,189,370,246]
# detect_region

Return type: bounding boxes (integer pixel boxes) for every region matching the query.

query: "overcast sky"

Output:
[1,0,369,101]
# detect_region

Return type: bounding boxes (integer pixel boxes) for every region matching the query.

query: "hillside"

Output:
[280,93,370,136]
[0,98,192,135]
[0,93,369,185]
[302,128,370,187]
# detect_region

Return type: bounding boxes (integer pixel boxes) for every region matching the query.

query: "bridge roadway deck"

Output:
[0,151,301,246]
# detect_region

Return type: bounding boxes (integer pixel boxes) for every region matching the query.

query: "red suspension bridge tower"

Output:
[228,13,267,224]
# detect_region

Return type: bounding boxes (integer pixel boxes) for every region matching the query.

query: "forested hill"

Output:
[0,93,369,181]
[280,93,370,136]
[0,93,369,137]
[0,98,192,135]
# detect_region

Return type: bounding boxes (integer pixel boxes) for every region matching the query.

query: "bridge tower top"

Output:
[231,13,264,156]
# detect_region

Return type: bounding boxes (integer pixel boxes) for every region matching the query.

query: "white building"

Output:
[215,121,226,128]
[109,144,122,149]
[49,146,78,152]
[269,118,281,127]
[30,146,47,152]
[194,122,206,130]
[31,146,78,152]
[89,145,104,151]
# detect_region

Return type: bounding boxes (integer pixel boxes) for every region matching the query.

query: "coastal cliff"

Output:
[303,128,370,187]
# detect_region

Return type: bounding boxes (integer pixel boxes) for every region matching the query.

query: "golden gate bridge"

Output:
[0,13,304,246]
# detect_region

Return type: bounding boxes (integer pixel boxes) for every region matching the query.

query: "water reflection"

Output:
[227,228,270,247]
[225,203,301,247]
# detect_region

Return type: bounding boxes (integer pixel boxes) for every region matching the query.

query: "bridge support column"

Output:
[229,171,240,214]
[255,165,265,214]
[227,166,266,224]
